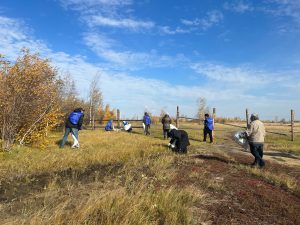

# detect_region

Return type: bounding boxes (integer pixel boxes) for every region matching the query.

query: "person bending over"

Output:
[105,119,115,131]
[60,108,84,149]
[168,129,190,154]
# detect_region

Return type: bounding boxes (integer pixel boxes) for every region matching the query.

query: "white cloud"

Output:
[223,1,254,13]
[59,0,132,11]
[159,26,191,35]
[224,0,300,26]
[1,15,299,120]
[265,0,300,25]
[0,16,49,60]
[181,10,223,30]
[82,32,189,69]
[60,0,154,32]
[85,15,154,29]
[191,62,288,85]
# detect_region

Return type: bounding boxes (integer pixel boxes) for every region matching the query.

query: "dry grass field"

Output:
[0,123,299,224]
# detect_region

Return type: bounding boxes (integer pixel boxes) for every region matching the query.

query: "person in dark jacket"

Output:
[60,108,84,148]
[161,114,172,139]
[168,129,190,154]
[143,112,151,135]
[203,113,214,143]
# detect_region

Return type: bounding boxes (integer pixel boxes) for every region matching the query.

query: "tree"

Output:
[102,104,113,122]
[88,74,103,129]
[59,72,83,117]
[0,49,62,149]
[196,97,207,123]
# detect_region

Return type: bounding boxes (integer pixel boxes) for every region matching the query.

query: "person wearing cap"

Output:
[203,113,214,143]
[161,114,172,139]
[246,114,266,168]
[60,108,84,149]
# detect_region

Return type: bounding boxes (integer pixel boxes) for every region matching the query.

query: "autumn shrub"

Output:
[0,49,62,149]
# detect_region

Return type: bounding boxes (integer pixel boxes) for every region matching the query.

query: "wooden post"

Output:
[291,109,294,141]
[212,108,216,141]
[176,106,179,128]
[246,108,249,128]
[213,108,216,122]
[117,109,120,129]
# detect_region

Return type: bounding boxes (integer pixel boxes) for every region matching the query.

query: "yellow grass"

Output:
[1,123,299,224]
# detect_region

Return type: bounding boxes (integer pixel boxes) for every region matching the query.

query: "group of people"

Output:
[60,108,266,168]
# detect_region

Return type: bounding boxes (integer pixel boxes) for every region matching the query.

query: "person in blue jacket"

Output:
[143,112,151,135]
[105,119,115,131]
[60,108,84,148]
[203,113,214,143]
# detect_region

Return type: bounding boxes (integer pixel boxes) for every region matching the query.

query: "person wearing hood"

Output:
[161,114,172,139]
[60,108,84,149]
[246,114,266,168]
[203,113,214,143]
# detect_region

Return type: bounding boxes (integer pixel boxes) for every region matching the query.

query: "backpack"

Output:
[68,112,82,125]
[205,118,214,130]
[105,120,113,131]
[145,115,151,125]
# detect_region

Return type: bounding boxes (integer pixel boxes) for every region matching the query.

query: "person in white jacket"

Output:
[246,114,266,168]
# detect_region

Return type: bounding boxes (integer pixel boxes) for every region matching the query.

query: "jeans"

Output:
[60,127,79,148]
[203,128,213,143]
[249,143,265,167]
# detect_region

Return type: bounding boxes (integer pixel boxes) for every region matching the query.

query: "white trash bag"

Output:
[234,131,249,151]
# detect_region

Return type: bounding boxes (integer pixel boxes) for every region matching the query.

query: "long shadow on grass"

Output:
[192,154,250,167]
[0,162,123,203]
[264,151,300,160]
[55,139,72,147]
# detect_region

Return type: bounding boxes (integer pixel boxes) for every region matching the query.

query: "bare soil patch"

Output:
[170,151,300,225]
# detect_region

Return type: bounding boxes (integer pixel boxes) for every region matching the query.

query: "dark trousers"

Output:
[60,127,78,148]
[145,125,150,135]
[203,128,213,143]
[249,143,265,167]
[163,129,169,139]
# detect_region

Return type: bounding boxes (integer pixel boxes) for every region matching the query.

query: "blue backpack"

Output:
[105,120,113,131]
[205,117,214,130]
[144,115,151,125]
[68,112,83,125]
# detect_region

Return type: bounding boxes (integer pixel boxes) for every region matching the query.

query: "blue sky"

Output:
[1,0,299,120]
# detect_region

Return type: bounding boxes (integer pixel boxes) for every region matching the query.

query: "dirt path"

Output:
[172,151,300,225]
[215,133,300,168]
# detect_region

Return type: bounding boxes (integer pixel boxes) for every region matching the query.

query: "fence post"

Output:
[117,109,120,129]
[246,108,249,128]
[291,109,294,141]
[176,106,179,128]
[213,108,216,123]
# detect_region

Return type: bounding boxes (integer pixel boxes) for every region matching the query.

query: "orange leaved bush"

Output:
[0,49,62,150]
